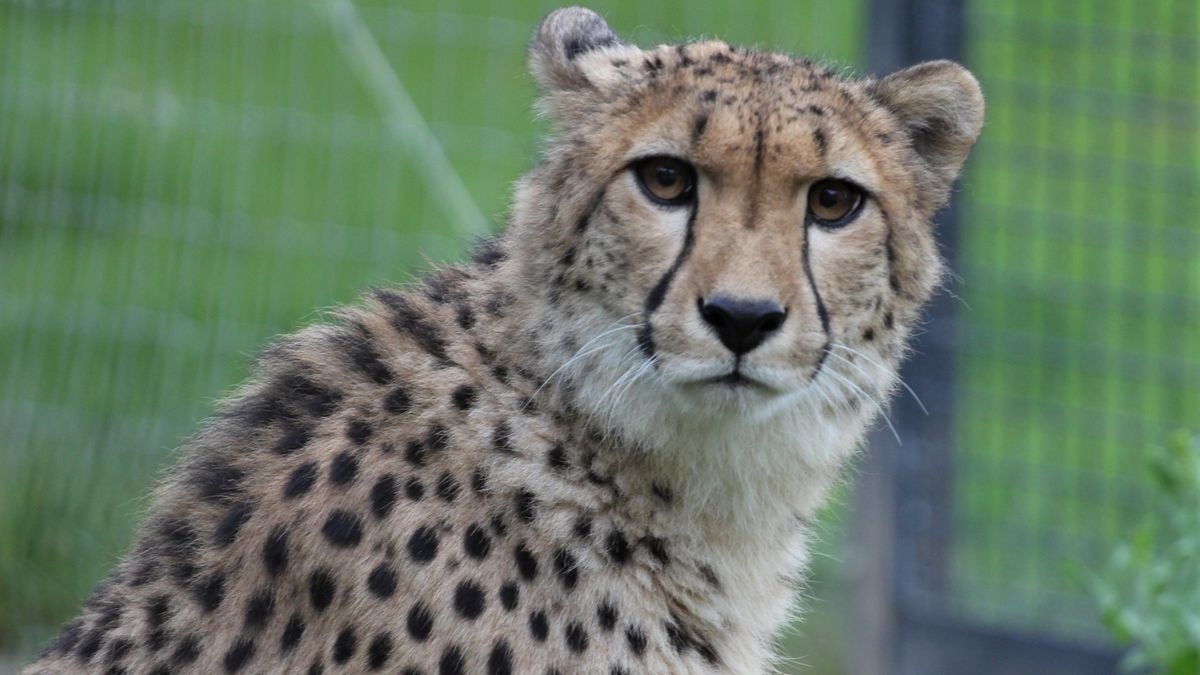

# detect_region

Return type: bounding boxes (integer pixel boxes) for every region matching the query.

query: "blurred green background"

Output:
[0,0,1195,672]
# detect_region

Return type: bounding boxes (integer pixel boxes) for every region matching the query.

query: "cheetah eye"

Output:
[806,178,864,228]
[633,157,696,207]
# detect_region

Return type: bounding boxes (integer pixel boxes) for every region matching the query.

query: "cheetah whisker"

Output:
[528,318,643,404]
[820,367,901,445]
[829,342,928,416]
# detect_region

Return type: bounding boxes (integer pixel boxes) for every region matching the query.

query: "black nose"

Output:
[698,296,787,355]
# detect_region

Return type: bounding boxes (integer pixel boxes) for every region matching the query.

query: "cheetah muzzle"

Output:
[26,6,983,674]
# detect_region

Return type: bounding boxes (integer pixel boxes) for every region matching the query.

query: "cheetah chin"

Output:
[26,7,981,675]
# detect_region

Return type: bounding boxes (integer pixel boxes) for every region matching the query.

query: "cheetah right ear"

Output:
[872,60,985,190]
[529,7,636,95]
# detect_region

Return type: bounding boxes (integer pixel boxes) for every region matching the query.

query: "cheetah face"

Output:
[524,9,983,424]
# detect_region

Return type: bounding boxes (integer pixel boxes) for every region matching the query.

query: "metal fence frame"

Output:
[853,1,1127,672]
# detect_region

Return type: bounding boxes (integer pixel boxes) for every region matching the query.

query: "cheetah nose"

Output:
[698,296,787,355]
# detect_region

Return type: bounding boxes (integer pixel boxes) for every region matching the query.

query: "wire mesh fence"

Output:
[886,0,1199,668]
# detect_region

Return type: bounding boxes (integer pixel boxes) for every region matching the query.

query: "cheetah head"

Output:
[511,8,983,454]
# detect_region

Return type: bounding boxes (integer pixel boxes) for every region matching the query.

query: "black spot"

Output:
[453,580,486,620]
[106,637,133,662]
[499,582,519,611]
[812,127,828,155]
[274,424,312,455]
[214,502,253,548]
[158,518,197,556]
[281,614,305,652]
[514,543,538,581]
[490,513,508,537]
[700,564,722,589]
[223,637,255,672]
[529,611,549,642]
[573,515,593,539]
[697,640,719,664]
[195,572,226,613]
[244,588,274,630]
[308,661,325,675]
[407,603,434,641]
[456,304,476,331]
[309,569,337,612]
[644,537,670,564]
[626,626,647,657]
[172,635,201,665]
[862,327,876,342]
[369,474,398,520]
[451,385,477,410]
[547,444,568,471]
[554,549,579,590]
[439,645,465,675]
[807,104,827,116]
[262,526,289,576]
[665,621,688,653]
[425,424,449,453]
[283,462,318,499]
[408,526,439,564]
[347,419,373,445]
[374,290,449,362]
[565,622,589,653]
[322,510,364,549]
[598,602,618,631]
[471,469,488,493]
[191,458,244,502]
[366,562,398,598]
[515,489,537,523]
[76,630,103,662]
[492,423,513,452]
[606,530,632,565]
[406,477,425,501]
[367,633,393,670]
[463,524,492,560]
[332,626,357,664]
[145,595,171,628]
[437,473,461,502]
[470,238,506,267]
[404,440,427,467]
[52,620,84,656]
[383,387,412,414]
[341,325,394,384]
[652,482,674,503]
[884,311,894,329]
[487,640,513,675]
[329,452,360,487]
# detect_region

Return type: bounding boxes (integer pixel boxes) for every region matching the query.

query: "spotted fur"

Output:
[25,7,982,674]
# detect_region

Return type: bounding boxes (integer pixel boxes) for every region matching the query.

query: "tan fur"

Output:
[25,8,982,674]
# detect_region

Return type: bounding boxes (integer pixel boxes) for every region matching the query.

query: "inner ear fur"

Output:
[872,60,985,188]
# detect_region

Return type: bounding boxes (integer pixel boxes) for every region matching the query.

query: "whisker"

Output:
[528,322,642,404]
[821,367,901,445]
[829,343,928,416]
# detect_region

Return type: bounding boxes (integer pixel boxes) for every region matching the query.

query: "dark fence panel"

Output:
[855,0,1196,672]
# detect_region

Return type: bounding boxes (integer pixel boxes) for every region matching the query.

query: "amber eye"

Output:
[807,178,864,227]
[633,157,696,207]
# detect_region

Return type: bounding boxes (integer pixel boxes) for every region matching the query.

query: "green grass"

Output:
[0,0,861,667]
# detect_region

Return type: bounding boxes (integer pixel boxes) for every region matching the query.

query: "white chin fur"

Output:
[559,329,887,534]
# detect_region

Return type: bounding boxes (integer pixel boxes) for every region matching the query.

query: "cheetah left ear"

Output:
[529,7,636,95]
[873,60,985,189]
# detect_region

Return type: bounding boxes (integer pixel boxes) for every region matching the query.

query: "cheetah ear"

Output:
[529,7,635,94]
[873,60,985,188]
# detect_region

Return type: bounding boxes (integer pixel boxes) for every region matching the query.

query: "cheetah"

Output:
[25,7,983,674]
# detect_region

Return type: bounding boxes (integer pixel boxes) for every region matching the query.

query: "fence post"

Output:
[853,1,966,674]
